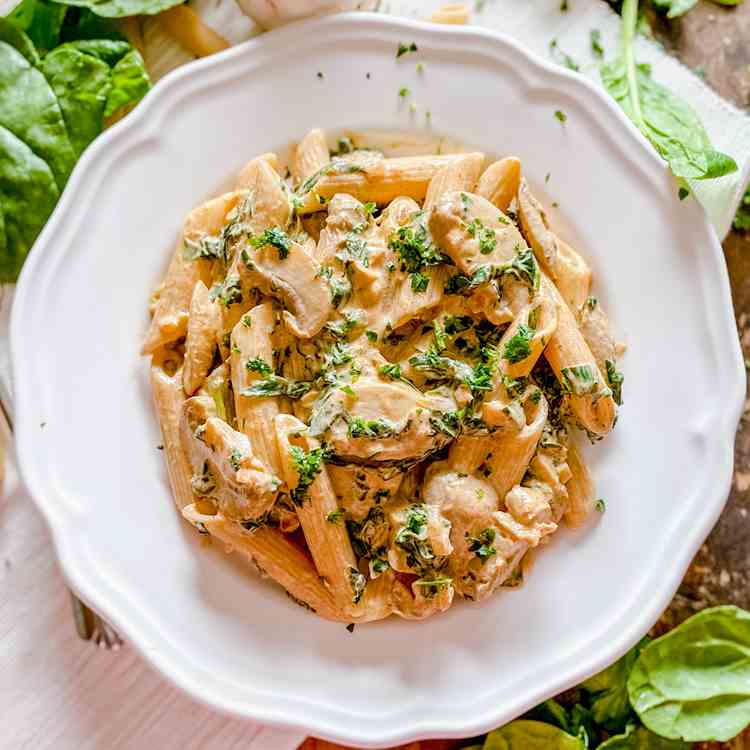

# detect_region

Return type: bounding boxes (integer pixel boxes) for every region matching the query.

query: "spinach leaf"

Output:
[582,638,649,730]
[650,0,698,17]
[0,25,76,190]
[0,124,59,281]
[598,723,691,749]
[0,13,40,63]
[600,0,736,183]
[524,698,570,731]
[103,48,149,117]
[734,184,750,232]
[47,0,184,18]
[40,45,111,157]
[66,38,130,64]
[628,605,750,742]
[6,0,67,52]
[484,720,586,750]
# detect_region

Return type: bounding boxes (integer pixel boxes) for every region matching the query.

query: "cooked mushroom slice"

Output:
[180,402,281,522]
[421,464,526,602]
[240,240,332,338]
[315,378,456,463]
[428,190,526,275]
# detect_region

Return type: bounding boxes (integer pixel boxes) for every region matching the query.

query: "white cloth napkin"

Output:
[382,0,750,239]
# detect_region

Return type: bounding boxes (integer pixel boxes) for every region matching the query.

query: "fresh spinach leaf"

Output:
[598,723,691,749]
[0,27,76,189]
[582,637,649,730]
[103,48,149,117]
[484,720,586,750]
[650,0,698,17]
[66,38,130,64]
[44,0,183,18]
[40,45,111,157]
[0,13,40,63]
[600,0,736,183]
[628,605,750,742]
[7,0,67,52]
[0,124,59,281]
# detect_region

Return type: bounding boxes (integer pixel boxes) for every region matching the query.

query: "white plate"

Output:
[11,13,744,748]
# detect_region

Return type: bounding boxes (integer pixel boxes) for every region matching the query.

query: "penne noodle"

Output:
[451,389,548,500]
[292,129,330,184]
[185,507,344,621]
[143,191,243,354]
[157,6,230,58]
[423,152,485,212]
[150,350,193,511]
[295,153,484,214]
[476,157,521,212]
[230,302,284,477]
[563,441,597,529]
[542,276,617,436]
[183,281,222,395]
[274,414,362,615]
[431,3,470,24]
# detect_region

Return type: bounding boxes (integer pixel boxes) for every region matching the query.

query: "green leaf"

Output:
[0,15,40,64]
[600,0,737,183]
[524,699,570,731]
[484,720,586,750]
[103,48,149,118]
[46,0,184,18]
[582,638,649,730]
[651,0,698,17]
[66,38,131,65]
[40,46,111,157]
[6,0,67,53]
[628,605,750,742]
[598,724,691,749]
[0,124,59,281]
[0,27,76,190]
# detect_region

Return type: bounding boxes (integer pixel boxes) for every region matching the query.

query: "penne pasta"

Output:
[294,153,484,214]
[274,414,362,614]
[292,129,330,184]
[147,131,624,624]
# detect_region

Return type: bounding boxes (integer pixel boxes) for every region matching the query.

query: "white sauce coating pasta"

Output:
[146,130,624,623]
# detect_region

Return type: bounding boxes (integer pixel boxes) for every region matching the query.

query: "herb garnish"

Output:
[396,42,418,58]
[468,528,497,562]
[246,357,273,376]
[289,444,330,506]
[209,276,243,307]
[503,325,535,364]
[326,508,345,524]
[605,359,624,405]
[250,226,291,260]
[347,416,398,439]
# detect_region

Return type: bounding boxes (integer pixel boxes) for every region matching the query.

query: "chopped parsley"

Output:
[463,217,497,255]
[503,324,535,364]
[586,295,598,310]
[468,528,497,562]
[561,364,602,397]
[289,444,330,506]
[413,576,452,598]
[555,109,568,123]
[396,41,418,58]
[349,566,367,604]
[325,310,365,339]
[319,266,352,309]
[595,498,606,513]
[590,28,605,58]
[366,330,378,343]
[250,226,291,259]
[339,234,370,267]
[209,276,243,307]
[183,233,224,262]
[410,271,430,292]
[379,363,403,380]
[549,39,579,72]
[399,87,410,98]
[388,212,444,274]
[347,416,398,439]
[605,359,624,406]
[240,376,312,400]
[246,357,273,376]
[241,314,253,328]
[229,449,244,472]
[326,508,345,524]
[394,504,435,572]
[498,247,540,290]
[444,315,473,335]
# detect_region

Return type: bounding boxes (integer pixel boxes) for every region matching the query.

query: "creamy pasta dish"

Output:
[144,129,624,623]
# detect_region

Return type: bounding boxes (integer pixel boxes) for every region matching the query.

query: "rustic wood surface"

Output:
[307,2,750,749]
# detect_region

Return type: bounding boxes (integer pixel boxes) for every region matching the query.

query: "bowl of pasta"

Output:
[11,11,744,748]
